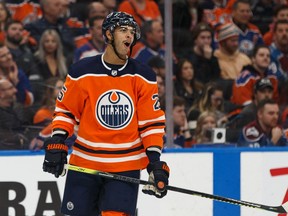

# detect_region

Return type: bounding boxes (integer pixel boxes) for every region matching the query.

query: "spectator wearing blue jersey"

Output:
[132,19,165,64]
[269,20,288,80]
[231,0,264,56]
[73,16,106,62]
[231,45,280,106]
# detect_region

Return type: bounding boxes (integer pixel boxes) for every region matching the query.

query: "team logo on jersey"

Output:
[96,90,134,129]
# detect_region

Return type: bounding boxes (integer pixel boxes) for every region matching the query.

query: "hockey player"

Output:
[42,11,170,216]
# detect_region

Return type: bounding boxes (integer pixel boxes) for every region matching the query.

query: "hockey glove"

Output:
[142,161,170,198]
[43,135,68,178]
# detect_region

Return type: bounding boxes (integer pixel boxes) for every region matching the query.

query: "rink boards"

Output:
[0,147,287,216]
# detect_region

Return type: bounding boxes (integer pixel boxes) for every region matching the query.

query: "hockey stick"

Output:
[64,164,288,214]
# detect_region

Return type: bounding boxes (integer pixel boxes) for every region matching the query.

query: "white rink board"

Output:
[1,150,288,216]
[241,152,288,216]
[138,153,213,216]
[0,153,213,216]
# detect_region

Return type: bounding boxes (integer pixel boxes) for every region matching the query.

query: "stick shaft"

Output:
[65,164,287,214]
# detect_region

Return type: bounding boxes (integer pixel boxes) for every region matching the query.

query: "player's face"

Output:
[113,26,135,57]
[258,104,279,128]
[252,47,270,69]
[43,34,58,54]
[173,105,186,127]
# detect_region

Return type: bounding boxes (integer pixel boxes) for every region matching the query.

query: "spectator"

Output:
[73,1,108,49]
[186,22,221,85]
[174,58,203,112]
[33,77,64,126]
[161,96,192,148]
[29,77,66,151]
[118,0,162,27]
[231,45,279,106]
[269,20,288,80]
[24,0,76,63]
[237,98,288,147]
[263,4,288,46]
[73,16,105,62]
[0,44,33,106]
[187,82,227,136]
[228,77,274,131]
[132,19,165,64]
[0,2,12,44]
[4,20,37,78]
[191,111,218,146]
[33,29,67,104]
[87,1,109,19]
[0,77,30,149]
[214,22,251,99]
[101,0,117,14]
[147,55,165,77]
[156,73,165,100]
[231,0,264,56]
[34,29,68,80]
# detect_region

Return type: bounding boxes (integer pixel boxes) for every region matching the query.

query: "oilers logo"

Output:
[96,90,134,130]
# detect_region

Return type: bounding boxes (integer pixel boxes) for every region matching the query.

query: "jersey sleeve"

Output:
[52,72,87,136]
[135,68,165,151]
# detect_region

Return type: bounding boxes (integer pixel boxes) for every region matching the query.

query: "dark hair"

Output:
[273,4,288,17]
[175,58,194,81]
[273,20,288,32]
[232,0,251,10]
[160,95,186,111]
[4,20,23,32]
[251,45,270,58]
[147,55,165,69]
[257,98,277,111]
[88,16,105,28]
[141,19,159,40]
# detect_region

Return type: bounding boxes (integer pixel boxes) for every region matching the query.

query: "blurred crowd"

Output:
[1,0,288,150]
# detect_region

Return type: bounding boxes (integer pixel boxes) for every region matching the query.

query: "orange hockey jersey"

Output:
[52,54,166,172]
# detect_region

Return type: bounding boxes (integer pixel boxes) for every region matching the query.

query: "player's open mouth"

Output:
[124,42,130,47]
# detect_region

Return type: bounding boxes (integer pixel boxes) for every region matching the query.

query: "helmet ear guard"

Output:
[102,11,141,46]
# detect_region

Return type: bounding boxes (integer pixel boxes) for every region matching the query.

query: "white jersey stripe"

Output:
[138,115,165,125]
[72,150,147,163]
[76,136,142,148]
[140,128,165,138]
[53,116,75,125]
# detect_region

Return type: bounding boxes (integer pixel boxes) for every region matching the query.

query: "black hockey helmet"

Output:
[102,11,141,45]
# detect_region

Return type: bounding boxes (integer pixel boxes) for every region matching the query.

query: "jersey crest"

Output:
[96,89,134,130]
